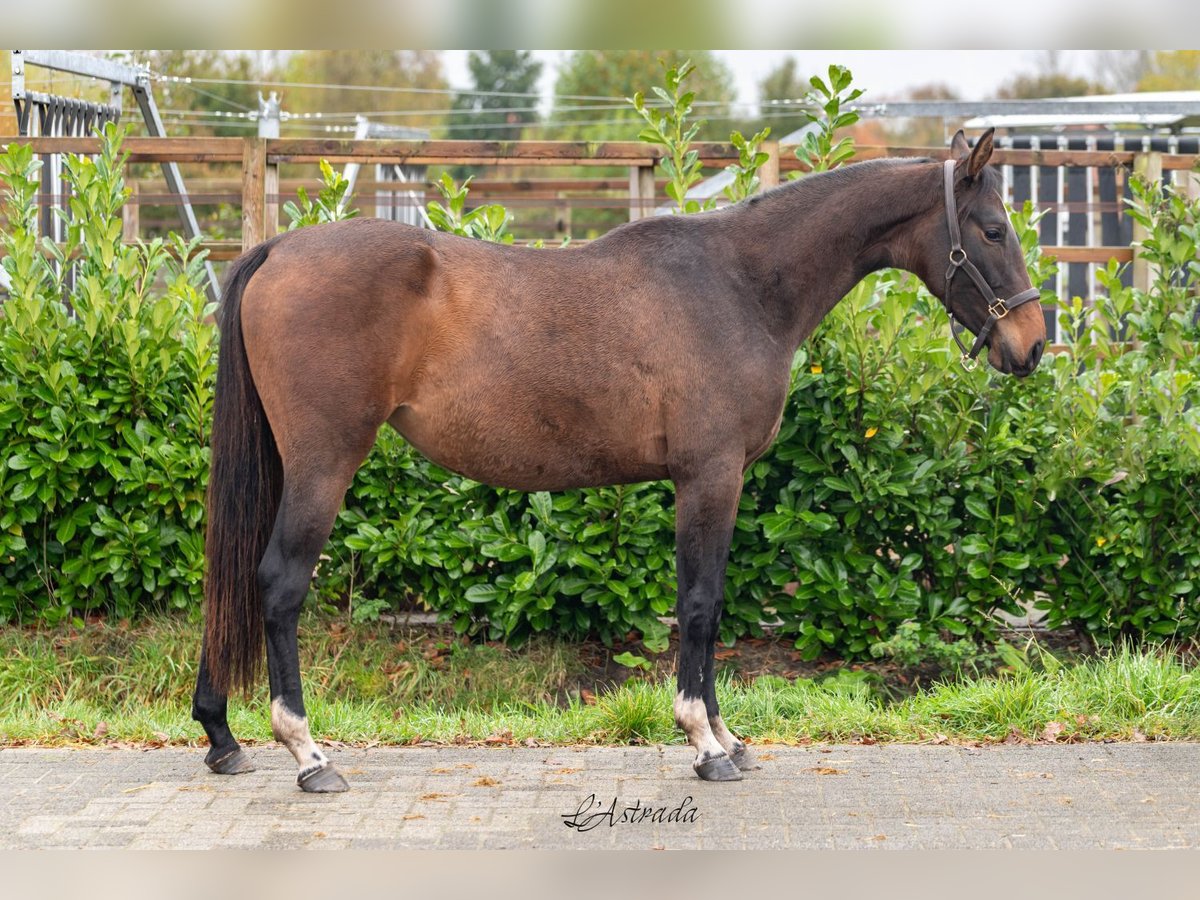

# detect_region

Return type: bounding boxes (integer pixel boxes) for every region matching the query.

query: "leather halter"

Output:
[942,159,1041,370]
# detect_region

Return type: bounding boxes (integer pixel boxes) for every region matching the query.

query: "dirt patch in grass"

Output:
[580,626,1095,700]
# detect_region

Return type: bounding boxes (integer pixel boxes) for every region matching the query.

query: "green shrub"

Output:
[331,429,679,650]
[1031,173,1200,643]
[0,127,214,623]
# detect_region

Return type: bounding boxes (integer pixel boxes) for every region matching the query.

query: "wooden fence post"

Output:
[760,140,780,191]
[241,137,267,251]
[1130,150,1163,298]
[264,153,279,239]
[629,163,655,221]
[554,191,571,240]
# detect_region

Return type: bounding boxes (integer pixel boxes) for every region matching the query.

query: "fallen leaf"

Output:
[1041,721,1065,743]
[473,776,500,787]
[552,767,580,775]
[930,733,949,745]
[579,689,597,706]
[1132,728,1147,742]
[153,731,169,742]
[418,792,453,802]
[758,753,776,762]
[809,766,845,776]
[871,834,887,842]
[485,730,513,746]
[402,814,425,821]
[93,721,109,740]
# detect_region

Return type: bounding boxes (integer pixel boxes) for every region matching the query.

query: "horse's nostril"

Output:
[1028,339,1044,369]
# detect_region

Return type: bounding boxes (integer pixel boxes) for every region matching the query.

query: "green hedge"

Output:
[0,134,214,623]
[2,128,1198,659]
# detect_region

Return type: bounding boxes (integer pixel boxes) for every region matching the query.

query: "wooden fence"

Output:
[6,134,1200,341]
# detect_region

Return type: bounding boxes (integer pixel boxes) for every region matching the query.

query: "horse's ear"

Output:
[967,127,995,179]
[950,129,970,157]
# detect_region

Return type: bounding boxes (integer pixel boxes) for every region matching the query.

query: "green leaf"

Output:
[464,584,500,604]
[529,492,553,524]
[964,496,991,519]
[612,651,653,671]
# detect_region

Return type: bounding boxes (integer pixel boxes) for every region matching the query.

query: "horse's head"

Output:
[920,128,1046,377]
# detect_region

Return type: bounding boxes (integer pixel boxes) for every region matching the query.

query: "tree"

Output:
[132,51,267,137]
[283,51,448,132]
[549,51,736,141]
[1135,51,1200,92]
[755,57,812,139]
[450,51,543,141]
[1092,51,1153,93]
[881,83,962,148]
[996,71,1102,99]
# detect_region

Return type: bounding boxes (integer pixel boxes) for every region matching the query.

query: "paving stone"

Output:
[1,744,1199,848]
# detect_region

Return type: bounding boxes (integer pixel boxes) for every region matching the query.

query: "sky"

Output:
[442,50,1099,112]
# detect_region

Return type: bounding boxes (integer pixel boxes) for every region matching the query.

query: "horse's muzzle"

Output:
[996,338,1044,378]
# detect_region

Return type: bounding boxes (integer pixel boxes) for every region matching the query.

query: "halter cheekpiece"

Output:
[942,159,1041,369]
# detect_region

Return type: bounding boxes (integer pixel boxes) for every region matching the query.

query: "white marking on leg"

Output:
[271,697,328,777]
[674,692,727,767]
[708,714,746,757]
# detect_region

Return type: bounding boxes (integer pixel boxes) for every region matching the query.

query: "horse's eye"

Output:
[985,227,1004,242]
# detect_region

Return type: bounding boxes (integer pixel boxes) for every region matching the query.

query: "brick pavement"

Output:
[2,744,1198,849]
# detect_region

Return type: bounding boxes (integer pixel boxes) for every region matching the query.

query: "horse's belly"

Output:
[388,400,669,492]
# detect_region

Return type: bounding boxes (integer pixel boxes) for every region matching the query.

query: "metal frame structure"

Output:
[11,50,220,301]
[341,116,433,229]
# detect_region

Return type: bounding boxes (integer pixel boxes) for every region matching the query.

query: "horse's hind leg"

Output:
[672,458,745,782]
[260,456,368,793]
[193,642,255,775]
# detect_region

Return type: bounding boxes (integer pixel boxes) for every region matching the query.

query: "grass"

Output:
[1,613,1198,748]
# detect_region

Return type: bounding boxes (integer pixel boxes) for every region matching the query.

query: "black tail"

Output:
[204,239,283,696]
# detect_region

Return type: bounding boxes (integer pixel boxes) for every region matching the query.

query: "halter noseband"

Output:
[942,159,1041,370]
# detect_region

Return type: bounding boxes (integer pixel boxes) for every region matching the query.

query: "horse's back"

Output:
[236,216,788,490]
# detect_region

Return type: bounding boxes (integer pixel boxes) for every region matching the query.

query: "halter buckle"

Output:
[948,248,967,267]
[960,354,978,371]
[987,299,1009,319]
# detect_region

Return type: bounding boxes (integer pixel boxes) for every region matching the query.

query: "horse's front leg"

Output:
[672,457,748,782]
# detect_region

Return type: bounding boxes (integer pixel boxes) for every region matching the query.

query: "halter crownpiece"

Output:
[942,159,1041,369]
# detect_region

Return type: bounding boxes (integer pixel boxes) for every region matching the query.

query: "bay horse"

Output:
[193,128,1045,791]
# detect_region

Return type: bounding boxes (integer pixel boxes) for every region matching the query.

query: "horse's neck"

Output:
[731,159,939,350]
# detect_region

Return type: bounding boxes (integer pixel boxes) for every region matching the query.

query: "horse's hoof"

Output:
[298,764,350,793]
[695,753,743,782]
[205,746,255,775]
[730,746,761,772]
